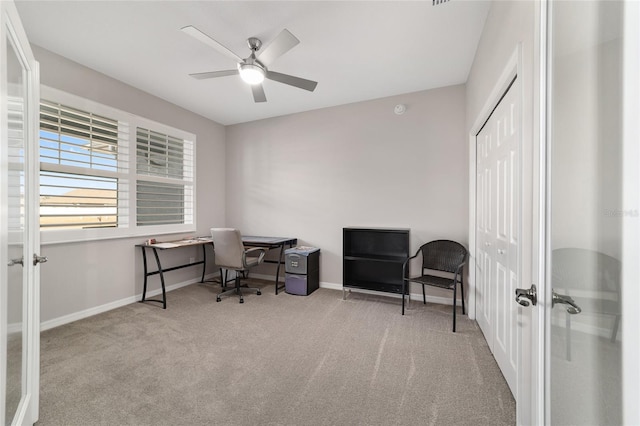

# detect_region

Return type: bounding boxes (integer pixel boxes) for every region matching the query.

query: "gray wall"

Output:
[466,1,536,129]
[33,46,226,324]
[225,85,468,299]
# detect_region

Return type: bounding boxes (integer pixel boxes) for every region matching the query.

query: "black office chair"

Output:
[551,247,621,360]
[211,228,267,304]
[402,240,468,332]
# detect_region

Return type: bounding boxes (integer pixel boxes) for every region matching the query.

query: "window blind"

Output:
[39,100,128,229]
[40,100,121,172]
[136,127,192,179]
[7,95,25,232]
[135,127,193,227]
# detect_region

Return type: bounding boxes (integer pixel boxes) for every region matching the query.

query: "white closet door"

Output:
[476,77,521,396]
[476,118,493,346]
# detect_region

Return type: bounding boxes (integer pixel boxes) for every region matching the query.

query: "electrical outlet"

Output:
[189,257,195,264]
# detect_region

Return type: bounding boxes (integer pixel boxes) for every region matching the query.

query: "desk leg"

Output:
[140,246,149,302]
[152,248,167,309]
[274,242,292,295]
[200,243,207,283]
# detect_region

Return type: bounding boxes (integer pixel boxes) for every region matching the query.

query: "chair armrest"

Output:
[242,247,267,268]
[402,252,421,280]
[452,261,466,283]
[244,247,267,256]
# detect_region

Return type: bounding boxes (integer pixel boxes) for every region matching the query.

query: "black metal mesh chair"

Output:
[402,240,468,331]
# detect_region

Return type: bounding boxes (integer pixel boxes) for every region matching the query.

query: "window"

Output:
[39,100,125,230]
[39,87,196,244]
[135,127,193,227]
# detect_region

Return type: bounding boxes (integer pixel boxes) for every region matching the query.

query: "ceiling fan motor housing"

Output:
[247,37,262,52]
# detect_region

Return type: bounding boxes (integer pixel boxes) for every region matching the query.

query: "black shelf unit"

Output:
[343,227,410,298]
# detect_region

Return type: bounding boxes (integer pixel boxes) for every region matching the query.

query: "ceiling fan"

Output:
[181,25,318,103]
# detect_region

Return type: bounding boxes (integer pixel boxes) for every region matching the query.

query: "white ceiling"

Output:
[15,1,490,126]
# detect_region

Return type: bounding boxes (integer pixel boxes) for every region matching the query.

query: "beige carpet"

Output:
[36,281,515,425]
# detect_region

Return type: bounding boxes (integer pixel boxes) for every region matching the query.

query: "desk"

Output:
[137,237,213,309]
[138,235,297,308]
[242,236,297,294]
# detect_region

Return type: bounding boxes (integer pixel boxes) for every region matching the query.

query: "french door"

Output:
[543,0,639,424]
[1,1,40,424]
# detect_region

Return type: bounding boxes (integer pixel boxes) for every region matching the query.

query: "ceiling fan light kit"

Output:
[182,25,318,103]
[238,63,265,85]
[239,37,266,85]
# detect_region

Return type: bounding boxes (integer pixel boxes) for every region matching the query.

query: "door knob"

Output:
[552,291,581,314]
[8,257,23,267]
[515,284,537,307]
[33,254,48,265]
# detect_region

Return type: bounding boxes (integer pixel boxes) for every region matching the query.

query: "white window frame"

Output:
[39,86,196,245]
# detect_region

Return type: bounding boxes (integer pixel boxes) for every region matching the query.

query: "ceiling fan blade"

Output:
[251,84,267,103]
[181,25,243,62]
[189,70,239,80]
[257,29,300,67]
[266,71,318,92]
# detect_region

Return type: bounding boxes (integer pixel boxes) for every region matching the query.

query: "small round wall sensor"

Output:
[394,104,406,115]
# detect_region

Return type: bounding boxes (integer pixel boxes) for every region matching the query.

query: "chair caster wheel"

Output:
[257,290,262,296]
[216,297,221,302]
[239,298,244,304]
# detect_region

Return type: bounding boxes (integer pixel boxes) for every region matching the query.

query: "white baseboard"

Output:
[245,272,286,282]
[320,281,456,306]
[318,281,342,291]
[40,273,219,332]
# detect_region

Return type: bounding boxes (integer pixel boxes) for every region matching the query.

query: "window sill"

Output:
[37,225,197,246]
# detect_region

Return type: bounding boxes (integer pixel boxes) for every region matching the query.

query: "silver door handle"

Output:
[515,284,537,307]
[552,291,581,314]
[8,257,23,267]
[33,254,48,265]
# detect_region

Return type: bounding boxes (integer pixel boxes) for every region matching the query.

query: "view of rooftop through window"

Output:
[39,101,120,229]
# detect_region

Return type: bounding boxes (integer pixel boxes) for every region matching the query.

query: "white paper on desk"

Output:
[153,242,180,248]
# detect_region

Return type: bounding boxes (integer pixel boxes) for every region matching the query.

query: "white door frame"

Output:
[534,1,548,424]
[622,1,640,424]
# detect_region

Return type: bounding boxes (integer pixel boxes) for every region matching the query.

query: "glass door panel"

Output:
[5,32,25,426]
[548,1,624,424]
[2,1,39,424]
